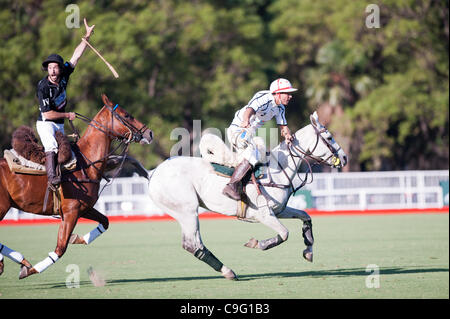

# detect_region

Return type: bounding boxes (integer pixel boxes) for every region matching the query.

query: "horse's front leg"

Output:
[19,211,79,279]
[244,206,289,251]
[1,203,33,275]
[68,207,109,245]
[276,206,314,262]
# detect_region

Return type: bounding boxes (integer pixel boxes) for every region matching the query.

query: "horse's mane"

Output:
[12,126,72,164]
[270,124,312,153]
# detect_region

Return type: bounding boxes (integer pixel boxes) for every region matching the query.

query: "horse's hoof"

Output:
[244,238,259,249]
[21,258,32,268]
[303,249,313,262]
[69,234,86,245]
[221,266,238,281]
[19,265,30,279]
[19,266,36,280]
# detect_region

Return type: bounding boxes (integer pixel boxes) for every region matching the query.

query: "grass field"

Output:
[0,213,448,299]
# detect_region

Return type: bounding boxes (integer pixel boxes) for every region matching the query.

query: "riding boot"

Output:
[45,151,61,191]
[222,159,252,200]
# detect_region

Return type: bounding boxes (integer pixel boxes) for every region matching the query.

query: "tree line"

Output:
[0,0,448,171]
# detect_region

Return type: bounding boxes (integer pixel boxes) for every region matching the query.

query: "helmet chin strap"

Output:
[274,93,282,105]
[275,93,288,107]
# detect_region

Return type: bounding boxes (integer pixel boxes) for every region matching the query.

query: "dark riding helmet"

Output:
[42,54,64,70]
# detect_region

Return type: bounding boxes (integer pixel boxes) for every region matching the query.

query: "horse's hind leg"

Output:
[276,206,314,262]
[69,207,109,245]
[175,211,237,280]
[0,242,33,276]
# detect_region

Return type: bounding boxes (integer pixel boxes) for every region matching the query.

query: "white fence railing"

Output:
[4,170,449,220]
[299,170,449,211]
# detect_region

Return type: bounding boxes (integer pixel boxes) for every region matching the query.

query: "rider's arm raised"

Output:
[69,18,95,67]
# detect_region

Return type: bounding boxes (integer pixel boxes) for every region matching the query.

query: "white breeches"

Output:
[226,126,267,166]
[36,121,65,153]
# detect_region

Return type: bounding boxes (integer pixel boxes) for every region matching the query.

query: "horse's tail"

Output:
[126,156,149,179]
[104,155,149,179]
[146,168,156,181]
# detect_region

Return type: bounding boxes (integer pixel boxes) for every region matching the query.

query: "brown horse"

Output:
[0,94,153,279]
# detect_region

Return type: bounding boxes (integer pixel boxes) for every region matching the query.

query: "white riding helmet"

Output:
[269,78,298,94]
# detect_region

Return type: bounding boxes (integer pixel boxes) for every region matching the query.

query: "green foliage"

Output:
[269,0,449,170]
[0,0,448,170]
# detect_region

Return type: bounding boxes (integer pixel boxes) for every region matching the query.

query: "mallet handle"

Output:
[82,37,119,78]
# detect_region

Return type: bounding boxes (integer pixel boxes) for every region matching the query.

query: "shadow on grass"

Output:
[236,266,449,281]
[70,266,450,287]
[30,265,447,289]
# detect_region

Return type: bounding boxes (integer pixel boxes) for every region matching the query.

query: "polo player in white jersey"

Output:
[223,78,298,200]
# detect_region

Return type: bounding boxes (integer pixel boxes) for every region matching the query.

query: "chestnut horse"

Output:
[0,94,153,279]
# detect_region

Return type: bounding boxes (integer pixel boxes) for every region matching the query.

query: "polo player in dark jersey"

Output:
[36,18,94,190]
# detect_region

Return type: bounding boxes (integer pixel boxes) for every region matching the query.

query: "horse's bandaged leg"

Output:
[0,243,24,264]
[33,252,59,273]
[83,224,106,245]
[258,234,286,251]
[194,248,223,272]
[302,220,314,246]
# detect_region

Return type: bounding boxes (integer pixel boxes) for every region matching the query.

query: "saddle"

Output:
[210,162,269,220]
[199,134,268,220]
[4,126,77,175]
[3,148,77,175]
[210,162,265,179]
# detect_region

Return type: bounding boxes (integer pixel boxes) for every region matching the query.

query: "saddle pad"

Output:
[3,149,77,175]
[210,162,265,179]
[4,149,46,175]
[210,163,234,177]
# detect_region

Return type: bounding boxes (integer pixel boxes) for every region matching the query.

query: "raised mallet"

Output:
[82,37,119,78]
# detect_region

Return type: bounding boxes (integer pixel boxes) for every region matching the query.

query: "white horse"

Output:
[147,112,347,279]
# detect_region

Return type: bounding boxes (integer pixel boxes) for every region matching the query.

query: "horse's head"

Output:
[293,111,347,168]
[100,94,153,145]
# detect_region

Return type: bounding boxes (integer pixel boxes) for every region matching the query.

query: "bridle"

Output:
[75,103,150,144]
[255,123,341,194]
[65,103,151,187]
[289,124,341,167]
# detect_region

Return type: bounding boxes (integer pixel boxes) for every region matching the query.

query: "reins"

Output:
[64,104,145,191]
[249,143,314,195]
[251,125,338,195]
